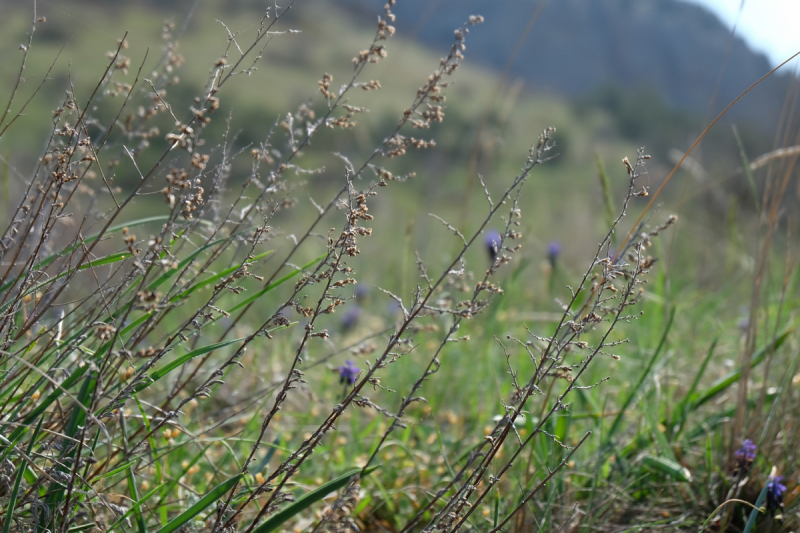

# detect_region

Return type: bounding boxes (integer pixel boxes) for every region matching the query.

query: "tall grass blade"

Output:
[155,474,244,533]
[228,254,325,313]
[742,476,769,533]
[690,327,793,409]
[3,417,43,533]
[669,338,717,437]
[133,337,247,393]
[732,124,760,212]
[641,455,691,482]
[106,481,166,532]
[251,466,379,533]
[606,307,675,442]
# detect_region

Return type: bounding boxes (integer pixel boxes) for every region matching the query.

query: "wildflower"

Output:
[485,230,501,262]
[737,307,750,332]
[341,305,361,330]
[355,284,369,302]
[337,360,360,385]
[766,474,786,515]
[548,241,561,268]
[734,439,756,472]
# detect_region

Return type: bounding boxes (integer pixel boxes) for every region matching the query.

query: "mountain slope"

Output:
[344,0,790,131]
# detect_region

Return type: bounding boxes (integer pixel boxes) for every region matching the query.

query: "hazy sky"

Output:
[683,0,800,67]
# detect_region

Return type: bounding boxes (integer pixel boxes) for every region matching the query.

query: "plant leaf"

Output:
[155,474,244,533]
[252,466,379,533]
[641,455,691,482]
[690,327,793,409]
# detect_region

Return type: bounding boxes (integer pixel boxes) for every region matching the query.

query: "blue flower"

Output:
[735,439,757,462]
[355,284,369,302]
[548,241,561,267]
[766,475,786,515]
[341,305,361,330]
[485,230,502,262]
[337,360,360,385]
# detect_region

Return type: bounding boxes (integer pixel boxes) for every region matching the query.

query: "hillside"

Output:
[343,0,791,131]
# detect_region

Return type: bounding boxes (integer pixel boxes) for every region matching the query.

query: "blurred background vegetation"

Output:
[2,0,793,271]
[1,0,798,530]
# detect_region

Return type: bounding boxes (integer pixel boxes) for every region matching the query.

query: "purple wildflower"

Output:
[736,316,750,332]
[766,475,787,515]
[734,439,756,472]
[737,308,750,332]
[485,230,502,262]
[341,305,361,330]
[735,439,756,462]
[337,360,360,385]
[355,284,369,302]
[548,241,561,267]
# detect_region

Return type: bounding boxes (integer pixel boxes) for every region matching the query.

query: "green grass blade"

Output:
[742,476,769,533]
[732,125,760,212]
[685,390,776,443]
[126,463,147,533]
[156,444,213,509]
[0,216,169,296]
[641,455,691,482]
[228,254,325,313]
[1,365,90,456]
[669,338,717,437]
[0,252,133,315]
[40,370,98,529]
[3,417,43,533]
[169,250,274,302]
[98,460,138,479]
[63,370,98,442]
[107,480,166,532]
[690,327,793,409]
[155,474,244,533]
[643,395,676,462]
[252,466,379,533]
[252,435,284,474]
[607,307,675,441]
[595,152,617,233]
[145,235,243,293]
[134,337,247,393]
[67,524,98,533]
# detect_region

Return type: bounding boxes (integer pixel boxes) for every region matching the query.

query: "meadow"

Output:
[0,1,798,532]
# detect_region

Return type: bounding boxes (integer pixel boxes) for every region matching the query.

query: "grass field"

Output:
[0,1,797,532]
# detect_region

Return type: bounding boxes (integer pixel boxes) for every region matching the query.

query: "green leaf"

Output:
[156,474,244,533]
[0,364,89,460]
[63,370,98,442]
[607,307,675,442]
[690,327,793,410]
[134,337,247,393]
[40,371,98,529]
[67,524,98,533]
[125,461,147,533]
[0,216,169,296]
[169,250,274,303]
[228,254,326,313]
[3,417,43,533]
[732,125,760,212]
[252,466,379,533]
[743,475,770,533]
[641,455,691,482]
[156,444,213,509]
[669,339,717,437]
[0,252,133,315]
[98,461,138,479]
[107,480,166,532]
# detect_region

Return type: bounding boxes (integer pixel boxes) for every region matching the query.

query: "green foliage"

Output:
[0,1,796,532]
